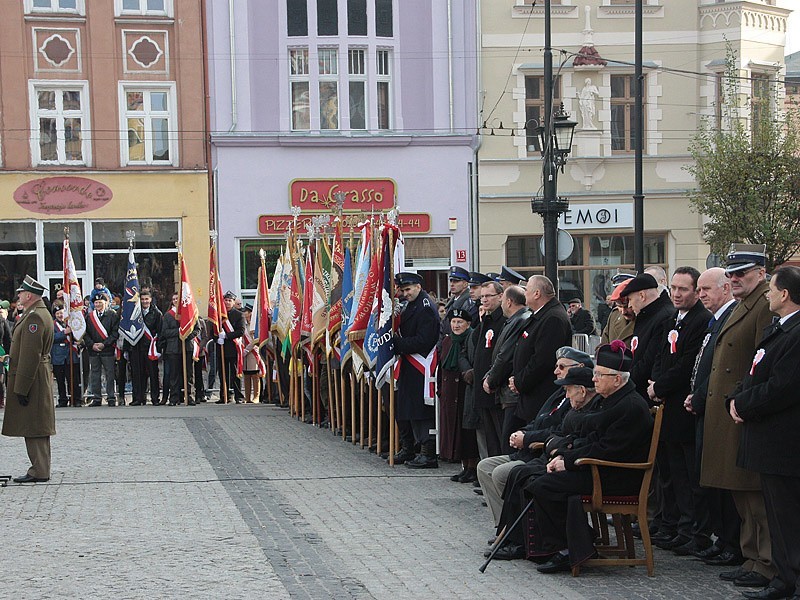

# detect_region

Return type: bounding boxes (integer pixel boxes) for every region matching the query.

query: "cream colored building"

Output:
[478,0,792,317]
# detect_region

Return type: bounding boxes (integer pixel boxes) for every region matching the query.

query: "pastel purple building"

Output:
[206,0,479,300]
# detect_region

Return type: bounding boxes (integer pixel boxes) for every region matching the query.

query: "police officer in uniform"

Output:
[497,266,526,289]
[393,272,440,468]
[3,276,55,483]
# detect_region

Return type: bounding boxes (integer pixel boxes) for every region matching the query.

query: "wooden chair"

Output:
[570,405,664,577]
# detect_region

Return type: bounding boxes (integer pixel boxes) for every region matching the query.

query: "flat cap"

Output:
[618,273,658,297]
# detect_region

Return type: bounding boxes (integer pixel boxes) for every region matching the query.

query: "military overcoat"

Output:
[700,280,772,490]
[2,297,55,438]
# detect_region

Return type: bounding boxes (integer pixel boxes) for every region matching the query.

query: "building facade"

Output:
[478,0,791,317]
[206,0,479,301]
[0,0,209,307]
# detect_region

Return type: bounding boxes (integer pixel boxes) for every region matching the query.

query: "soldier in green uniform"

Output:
[2,275,55,483]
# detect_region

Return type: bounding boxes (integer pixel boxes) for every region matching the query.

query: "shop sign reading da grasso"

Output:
[290,179,396,211]
[259,213,431,235]
[14,176,113,215]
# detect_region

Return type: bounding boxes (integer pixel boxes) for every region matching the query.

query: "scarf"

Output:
[443,330,469,371]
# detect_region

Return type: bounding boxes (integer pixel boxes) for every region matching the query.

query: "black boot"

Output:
[406,442,438,469]
[392,444,415,465]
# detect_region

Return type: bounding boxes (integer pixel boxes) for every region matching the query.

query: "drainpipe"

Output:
[200,0,215,230]
[227,0,237,132]
[471,0,483,267]
[447,0,454,133]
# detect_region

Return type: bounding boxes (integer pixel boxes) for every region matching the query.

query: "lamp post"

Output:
[530,0,578,297]
[531,101,577,295]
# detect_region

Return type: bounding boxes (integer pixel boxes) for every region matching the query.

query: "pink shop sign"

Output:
[14,176,113,215]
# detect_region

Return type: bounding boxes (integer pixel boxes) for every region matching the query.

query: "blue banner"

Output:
[340,245,354,366]
[119,247,144,345]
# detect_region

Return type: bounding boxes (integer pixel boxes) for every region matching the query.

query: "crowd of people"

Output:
[419,246,799,598]
[2,243,799,598]
[0,277,272,412]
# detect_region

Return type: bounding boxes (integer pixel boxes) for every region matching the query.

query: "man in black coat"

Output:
[511,276,573,422]
[473,280,507,458]
[567,298,596,336]
[214,291,245,403]
[620,273,675,399]
[84,293,120,406]
[393,272,441,468]
[483,285,530,454]
[126,288,162,406]
[648,266,712,555]
[160,292,200,406]
[529,341,654,573]
[686,267,741,566]
[727,266,800,600]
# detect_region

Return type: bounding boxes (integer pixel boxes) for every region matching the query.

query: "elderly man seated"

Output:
[476,347,595,536]
[528,341,653,573]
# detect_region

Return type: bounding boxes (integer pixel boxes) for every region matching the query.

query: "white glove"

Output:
[218,331,226,341]
[217,337,225,346]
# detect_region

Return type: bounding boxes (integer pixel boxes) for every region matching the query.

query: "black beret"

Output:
[447,308,472,322]
[618,273,658,297]
[555,346,594,368]
[554,366,595,387]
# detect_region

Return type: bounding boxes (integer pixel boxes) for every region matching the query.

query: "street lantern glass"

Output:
[553,111,577,156]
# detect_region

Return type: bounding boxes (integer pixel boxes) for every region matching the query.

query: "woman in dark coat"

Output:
[439,309,479,481]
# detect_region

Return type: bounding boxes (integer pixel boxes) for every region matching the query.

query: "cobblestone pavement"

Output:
[1,403,744,599]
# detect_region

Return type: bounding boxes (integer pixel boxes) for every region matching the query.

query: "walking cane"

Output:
[478,496,535,573]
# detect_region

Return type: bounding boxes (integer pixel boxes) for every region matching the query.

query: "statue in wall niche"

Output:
[578,78,600,130]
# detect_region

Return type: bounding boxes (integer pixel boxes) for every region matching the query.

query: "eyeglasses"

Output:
[555,362,580,370]
[592,370,618,378]
[725,268,755,279]
[480,293,500,300]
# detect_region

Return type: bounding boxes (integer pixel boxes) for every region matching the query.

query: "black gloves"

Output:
[18,394,29,406]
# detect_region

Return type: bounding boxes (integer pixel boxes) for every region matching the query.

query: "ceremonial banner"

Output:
[375,226,400,388]
[62,238,86,341]
[300,244,314,341]
[254,263,271,346]
[348,223,382,358]
[289,240,304,351]
[269,244,285,329]
[208,245,223,336]
[177,254,199,340]
[328,220,344,337]
[118,247,144,345]
[276,244,294,344]
[311,237,332,349]
[339,244,354,366]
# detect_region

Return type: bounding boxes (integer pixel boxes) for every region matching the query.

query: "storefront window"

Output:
[0,255,38,302]
[506,232,667,323]
[92,251,177,311]
[93,221,179,250]
[44,221,86,271]
[239,239,284,294]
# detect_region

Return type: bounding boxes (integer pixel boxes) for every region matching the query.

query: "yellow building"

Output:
[478,0,792,316]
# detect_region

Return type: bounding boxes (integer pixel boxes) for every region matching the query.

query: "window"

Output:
[287,0,308,36]
[524,75,561,153]
[27,0,83,13]
[30,82,89,166]
[0,222,37,301]
[349,49,367,130]
[348,0,367,36]
[751,72,771,138]
[506,233,667,315]
[290,48,310,130]
[319,48,339,130]
[120,83,177,165]
[317,0,338,36]
[116,0,171,17]
[377,49,391,130]
[610,74,641,153]
[375,0,393,37]
[714,72,724,130]
[239,240,284,295]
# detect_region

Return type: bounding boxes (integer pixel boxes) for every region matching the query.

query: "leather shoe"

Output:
[458,468,478,484]
[721,567,749,582]
[473,487,484,496]
[693,542,724,560]
[742,586,795,599]
[88,400,102,407]
[537,552,571,573]
[13,474,49,483]
[673,539,711,557]
[736,572,772,588]
[650,531,676,544]
[450,468,467,482]
[705,549,745,566]
[655,534,690,550]
[405,454,438,469]
[491,543,526,561]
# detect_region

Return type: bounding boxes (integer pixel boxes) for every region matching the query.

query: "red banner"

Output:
[258,213,431,236]
[290,179,396,211]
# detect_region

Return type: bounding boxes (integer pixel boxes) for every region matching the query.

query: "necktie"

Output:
[707,316,716,329]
